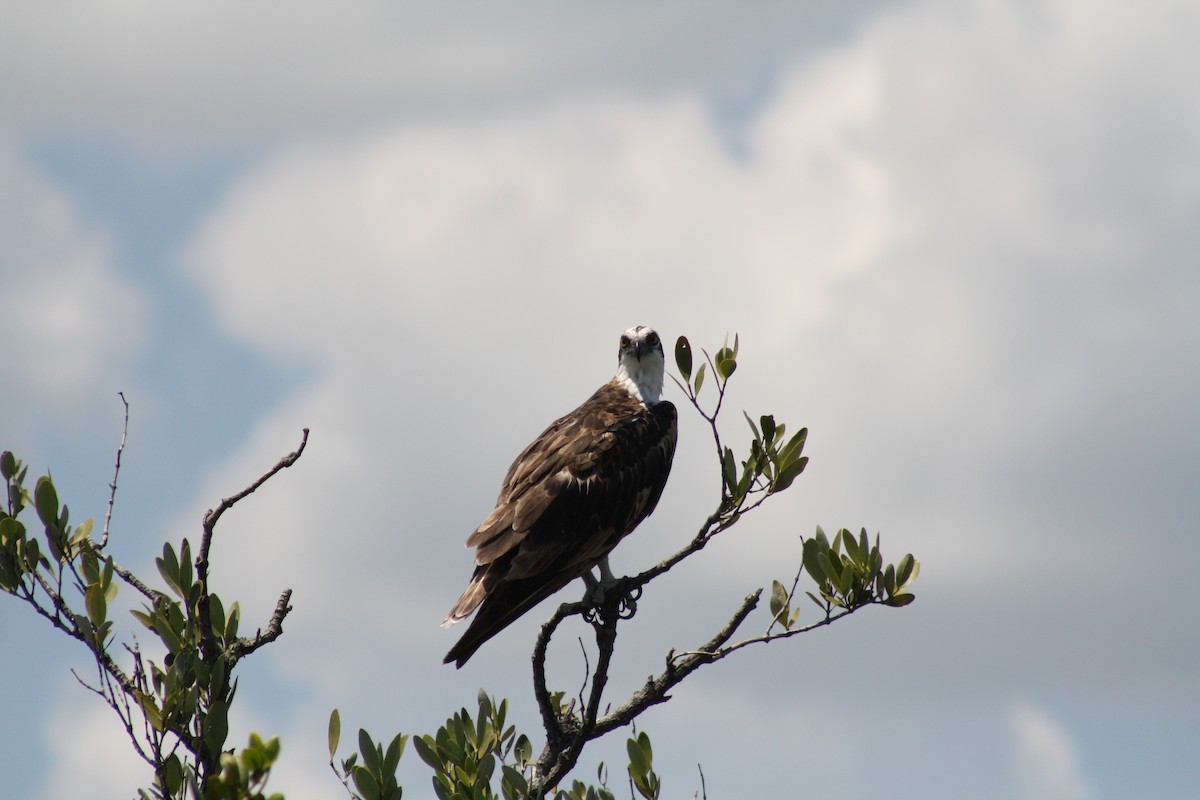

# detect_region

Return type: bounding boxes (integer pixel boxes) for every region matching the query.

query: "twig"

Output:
[110,559,167,604]
[229,588,294,664]
[576,637,590,716]
[200,428,310,559]
[99,392,129,549]
[196,428,308,662]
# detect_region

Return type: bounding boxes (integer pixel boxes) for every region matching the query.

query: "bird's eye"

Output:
[646,332,659,346]
[620,336,630,348]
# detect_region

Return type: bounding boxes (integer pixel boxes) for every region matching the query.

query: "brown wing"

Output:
[443,381,677,667]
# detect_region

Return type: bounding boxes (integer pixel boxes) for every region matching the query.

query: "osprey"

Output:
[443,325,678,668]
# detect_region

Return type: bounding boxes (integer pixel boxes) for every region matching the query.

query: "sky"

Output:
[2,1,1198,798]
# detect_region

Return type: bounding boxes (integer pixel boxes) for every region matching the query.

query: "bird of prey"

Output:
[443,325,678,668]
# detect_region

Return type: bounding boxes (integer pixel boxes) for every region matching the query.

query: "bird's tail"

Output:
[442,574,568,668]
[442,576,487,628]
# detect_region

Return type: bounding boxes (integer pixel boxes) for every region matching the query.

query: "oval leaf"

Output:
[85,583,107,626]
[328,709,341,759]
[34,477,59,527]
[674,336,692,380]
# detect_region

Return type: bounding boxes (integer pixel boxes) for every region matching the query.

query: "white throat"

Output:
[615,351,664,405]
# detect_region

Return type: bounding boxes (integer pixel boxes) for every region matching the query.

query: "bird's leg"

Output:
[597,556,617,585]
[581,569,600,598]
[580,557,642,619]
[579,556,619,606]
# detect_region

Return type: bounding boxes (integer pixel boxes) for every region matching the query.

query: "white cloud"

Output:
[0,2,866,161]
[173,0,1200,666]
[40,678,147,800]
[1008,700,1093,800]
[0,143,150,445]
[9,0,1193,797]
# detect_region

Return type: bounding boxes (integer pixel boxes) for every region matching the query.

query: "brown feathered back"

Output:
[443,377,677,667]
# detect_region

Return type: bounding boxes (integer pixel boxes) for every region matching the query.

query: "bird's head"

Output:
[615,325,665,404]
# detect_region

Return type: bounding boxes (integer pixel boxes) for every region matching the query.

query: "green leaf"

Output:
[0,551,18,591]
[384,733,407,776]
[743,411,761,442]
[883,563,896,597]
[157,544,181,597]
[226,602,241,643]
[85,583,107,626]
[897,553,916,587]
[715,346,737,380]
[23,537,40,571]
[129,607,154,631]
[413,735,442,770]
[34,477,59,527]
[502,765,528,795]
[164,753,184,795]
[81,551,100,582]
[0,451,15,481]
[842,529,862,565]
[478,752,496,784]
[814,525,829,548]
[674,336,692,381]
[760,415,776,444]
[328,709,342,759]
[515,734,532,766]
[353,765,381,800]
[0,516,25,548]
[778,428,808,464]
[884,593,916,607]
[770,456,808,494]
[360,728,380,774]
[139,692,164,732]
[71,517,94,547]
[769,580,788,624]
[178,539,194,597]
[693,362,706,395]
[206,699,230,755]
[626,737,647,776]
[101,556,117,603]
[721,447,737,492]
[801,537,825,583]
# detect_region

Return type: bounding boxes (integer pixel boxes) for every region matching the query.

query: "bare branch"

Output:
[196,428,308,662]
[229,588,294,664]
[99,392,129,549]
[200,428,310,546]
[110,558,167,604]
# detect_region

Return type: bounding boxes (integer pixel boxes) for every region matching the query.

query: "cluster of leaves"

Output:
[624,732,660,800]
[768,527,920,636]
[128,538,244,793]
[330,692,670,800]
[328,710,407,800]
[0,451,98,608]
[1,446,294,800]
[672,336,809,515]
[804,526,919,612]
[207,734,284,800]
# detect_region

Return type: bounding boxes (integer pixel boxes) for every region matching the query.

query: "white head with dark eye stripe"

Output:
[614,325,665,404]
